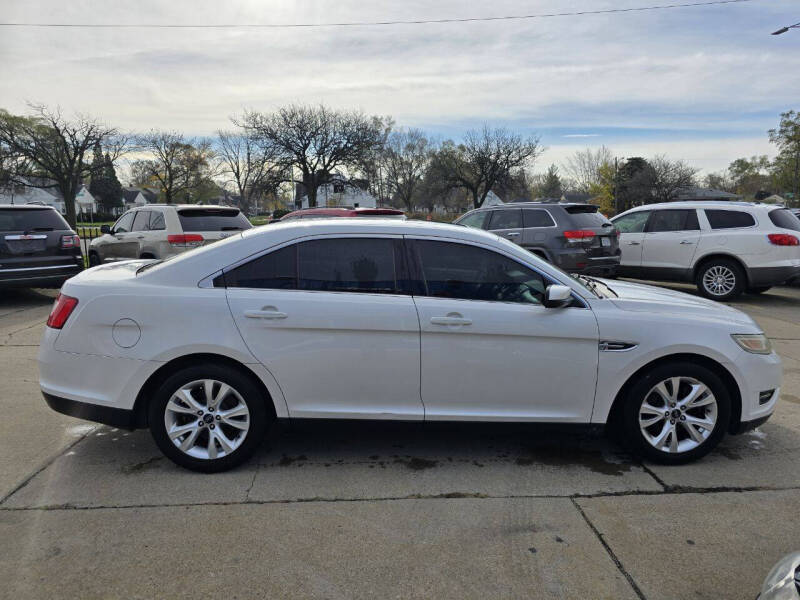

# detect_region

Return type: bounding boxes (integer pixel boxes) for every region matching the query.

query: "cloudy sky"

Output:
[1,0,798,174]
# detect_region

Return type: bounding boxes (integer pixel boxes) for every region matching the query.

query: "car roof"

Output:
[248,217,494,240]
[473,202,590,209]
[281,207,404,218]
[620,201,779,212]
[0,204,58,210]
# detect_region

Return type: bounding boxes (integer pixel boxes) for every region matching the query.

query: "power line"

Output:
[0,0,758,29]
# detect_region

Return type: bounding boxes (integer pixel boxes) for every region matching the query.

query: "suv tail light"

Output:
[768,233,800,246]
[46,293,78,329]
[60,234,80,249]
[167,234,204,248]
[563,230,595,243]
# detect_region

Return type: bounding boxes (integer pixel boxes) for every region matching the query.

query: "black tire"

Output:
[148,362,269,472]
[88,252,101,267]
[748,286,771,294]
[618,362,731,465]
[695,258,745,300]
[139,253,156,260]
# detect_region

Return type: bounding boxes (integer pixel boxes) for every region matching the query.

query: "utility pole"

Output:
[613,157,620,215]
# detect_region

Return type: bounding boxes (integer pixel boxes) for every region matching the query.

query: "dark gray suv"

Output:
[455,202,621,275]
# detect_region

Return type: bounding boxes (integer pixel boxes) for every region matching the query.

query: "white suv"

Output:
[88,205,252,265]
[611,202,800,300]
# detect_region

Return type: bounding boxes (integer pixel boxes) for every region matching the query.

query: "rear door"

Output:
[612,210,650,273]
[225,236,424,420]
[177,208,252,246]
[641,209,701,274]
[486,208,524,244]
[519,208,556,252]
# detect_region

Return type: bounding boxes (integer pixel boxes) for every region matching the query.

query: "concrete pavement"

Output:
[2,284,800,599]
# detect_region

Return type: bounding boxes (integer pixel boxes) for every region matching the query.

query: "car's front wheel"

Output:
[620,362,731,464]
[88,252,101,267]
[148,363,268,472]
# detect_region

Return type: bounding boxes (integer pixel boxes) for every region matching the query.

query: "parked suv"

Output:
[611,201,800,300]
[455,202,621,275]
[88,205,252,265]
[0,205,83,288]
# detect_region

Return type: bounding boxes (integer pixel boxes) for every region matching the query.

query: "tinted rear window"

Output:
[0,208,70,232]
[563,205,610,227]
[768,209,800,232]
[523,209,556,228]
[705,209,755,229]
[177,209,251,232]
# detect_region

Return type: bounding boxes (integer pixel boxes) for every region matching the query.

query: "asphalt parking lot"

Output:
[2,284,800,599]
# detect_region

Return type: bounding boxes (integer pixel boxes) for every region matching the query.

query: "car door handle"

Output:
[627,241,640,246]
[244,309,288,320]
[136,235,145,239]
[430,315,472,326]
[505,232,520,238]
[679,240,694,245]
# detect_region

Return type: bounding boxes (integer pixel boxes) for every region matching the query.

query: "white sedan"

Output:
[39,219,782,472]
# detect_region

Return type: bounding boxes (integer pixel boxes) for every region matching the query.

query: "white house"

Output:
[295,175,377,209]
[123,188,149,210]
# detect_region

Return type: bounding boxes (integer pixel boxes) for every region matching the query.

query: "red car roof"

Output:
[281,207,405,219]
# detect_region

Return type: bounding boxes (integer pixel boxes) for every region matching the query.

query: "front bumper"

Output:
[43,392,136,429]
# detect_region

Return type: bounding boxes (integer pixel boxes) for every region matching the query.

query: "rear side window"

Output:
[563,205,610,227]
[298,238,399,293]
[768,209,800,232]
[224,238,406,294]
[413,240,547,305]
[647,209,700,232]
[0,208,70,232]
[487,209,523,230]
[523,209,556,228]
[178,209,251,232]
[457,211,490,229]
[224,245,297,289]
[613,211,650,233]
[705,210,755,229]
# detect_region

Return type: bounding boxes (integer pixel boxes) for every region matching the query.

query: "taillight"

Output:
[768,233,800,246]
[167,234,204,247]
[60,234,80,249]
[46,293,78,329]
[563,230,595,242]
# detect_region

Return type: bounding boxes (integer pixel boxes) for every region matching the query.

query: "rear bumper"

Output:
[747,265,800,287]
[43,392,136,429]
[0,263,82,288]
[554,251,621,274]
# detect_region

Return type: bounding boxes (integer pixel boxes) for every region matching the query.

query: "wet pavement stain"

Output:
[121,456,163,474]
[514,446,632,476]
[782,394,800,404]
[394,457,438,471]
[277,454,308,467]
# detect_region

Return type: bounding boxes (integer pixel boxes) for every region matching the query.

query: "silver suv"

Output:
[88,205,252,265]
[455,202,621,275]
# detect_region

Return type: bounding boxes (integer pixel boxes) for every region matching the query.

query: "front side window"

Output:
[413,240,547,305]
[224,237,404,294]
[613,211,650,233]
[113,212,135,233]
[149,211,166,230]
[647,209,699,232]
[457,211,490,230]
[132,211,151,231]
[487,209,523,230]
[705,209,756,229]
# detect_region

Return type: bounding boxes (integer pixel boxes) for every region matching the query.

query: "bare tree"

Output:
[563,146,613,193]
[0,105,125,227]
[134,131,216,204]
[216,129,284,215]
[649,155,698,203]
[429,126,542,209]
[241,104,391,208]
[380,128,431,212]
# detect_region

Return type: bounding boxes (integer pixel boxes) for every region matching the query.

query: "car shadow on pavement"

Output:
[0,287,58,310]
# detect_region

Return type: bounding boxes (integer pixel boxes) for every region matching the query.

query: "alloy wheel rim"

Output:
[164,379,250,460]
[639,376,718,454]
[702,266,736,296]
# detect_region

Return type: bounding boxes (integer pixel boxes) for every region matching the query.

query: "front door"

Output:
[103,211,138,261]
[408,238,599,422]
[641,209,701,276]
[225,236,424,420]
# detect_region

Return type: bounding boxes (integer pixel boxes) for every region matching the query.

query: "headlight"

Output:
[732,333,772,355]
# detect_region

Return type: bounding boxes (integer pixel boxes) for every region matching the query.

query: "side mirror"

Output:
[543,284,573,308]
[758,552,800,599]
[100,224,111,234]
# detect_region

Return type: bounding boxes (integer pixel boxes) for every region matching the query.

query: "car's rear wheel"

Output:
[748,286,771,294]
[696,259,745,300]
[619,362,730,464]
[148,363,268,472]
